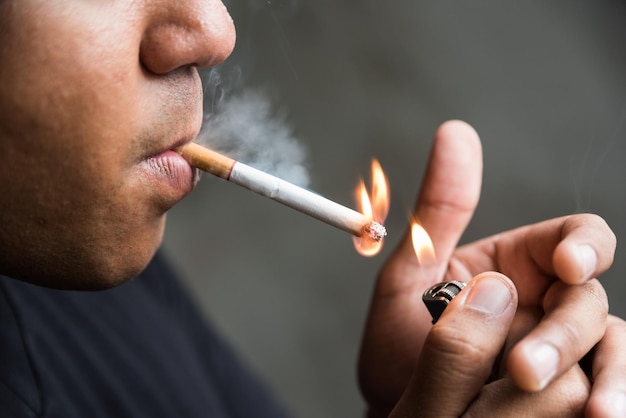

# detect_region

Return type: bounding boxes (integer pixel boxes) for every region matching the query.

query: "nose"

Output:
[140,0,236,74]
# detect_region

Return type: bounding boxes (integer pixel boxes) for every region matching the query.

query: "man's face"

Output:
[0,0,235,288]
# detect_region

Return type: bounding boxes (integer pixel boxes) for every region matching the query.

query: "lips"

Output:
[139,144,198,210]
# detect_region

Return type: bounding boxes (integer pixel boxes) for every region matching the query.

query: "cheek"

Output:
[11,21,144,195]
[0,4,165,285]
[1,17,142,174]
[2,74,142,215]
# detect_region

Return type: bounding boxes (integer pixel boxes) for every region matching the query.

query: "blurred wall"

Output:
[163,1,626,416]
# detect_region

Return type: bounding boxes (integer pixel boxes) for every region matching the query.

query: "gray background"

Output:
[163,1,626,416]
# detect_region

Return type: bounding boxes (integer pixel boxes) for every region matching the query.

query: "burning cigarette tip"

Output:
[365,222,387,242]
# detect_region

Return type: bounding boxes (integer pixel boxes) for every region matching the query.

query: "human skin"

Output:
[359,121,625,416]
[0,0,235,288]
[1,1,625,416]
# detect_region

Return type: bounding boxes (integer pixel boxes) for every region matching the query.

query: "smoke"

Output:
[197,68,310,188]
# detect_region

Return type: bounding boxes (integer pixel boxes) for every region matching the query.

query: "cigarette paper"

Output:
[177,142,387,241]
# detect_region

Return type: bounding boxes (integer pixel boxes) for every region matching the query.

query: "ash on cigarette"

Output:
[365,222,387,242]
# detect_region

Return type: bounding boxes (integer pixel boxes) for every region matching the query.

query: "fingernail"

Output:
[527,342,560,390]
[465,276,512,315]
[577,244,597,280]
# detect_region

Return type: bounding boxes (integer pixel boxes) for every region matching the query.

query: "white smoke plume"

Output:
[197,68,310,188]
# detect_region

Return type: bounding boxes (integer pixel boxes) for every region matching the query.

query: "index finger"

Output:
[507,279,608,392]
[383,119,483,285]
[453,213,617,292]
[552,213,616,284]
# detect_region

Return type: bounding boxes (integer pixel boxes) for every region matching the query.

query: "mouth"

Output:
[138,135,199,208]
[138,69,204,208]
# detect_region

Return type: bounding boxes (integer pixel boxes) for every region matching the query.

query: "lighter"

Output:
[422,281,466,324]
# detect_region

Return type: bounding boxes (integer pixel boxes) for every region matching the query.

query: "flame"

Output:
[411,222,436,264]
[353,159,390,257]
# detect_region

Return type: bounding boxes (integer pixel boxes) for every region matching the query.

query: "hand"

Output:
[390,272,591,417]
[358,120,620,416]
[585,314,626,417]
[388,288,626,417]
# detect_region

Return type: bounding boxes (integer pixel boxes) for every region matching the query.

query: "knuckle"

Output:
[557,303,606,357]
[428,323,487,364]
[559,319,587,358]
[607,314,626,333]
[587,213,618,251]
[548,368,590,417]
[463,372,589,418]
[573,212,606,228]
[545,281,608,350]
[571,213,617,249]
[582,279,609,317]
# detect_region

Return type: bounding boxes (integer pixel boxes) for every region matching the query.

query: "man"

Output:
[0,0,623,417]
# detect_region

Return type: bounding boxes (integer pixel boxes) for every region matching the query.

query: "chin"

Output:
[64,216,168,290]
[67,237,164,290]
[6,247,157,291]
[1,227,164,291]
[0,198,170,290]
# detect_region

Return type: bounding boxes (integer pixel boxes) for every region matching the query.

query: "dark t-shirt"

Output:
[0,253,288,418]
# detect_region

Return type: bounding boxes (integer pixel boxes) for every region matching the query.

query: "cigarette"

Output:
[177,142,387,242]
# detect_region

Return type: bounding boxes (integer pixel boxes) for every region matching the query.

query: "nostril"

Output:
[140,4,236,75]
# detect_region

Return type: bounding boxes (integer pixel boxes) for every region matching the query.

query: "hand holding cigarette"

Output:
[177,142,387,242]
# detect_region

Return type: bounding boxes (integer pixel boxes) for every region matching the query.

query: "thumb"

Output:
[390,273,518,417]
